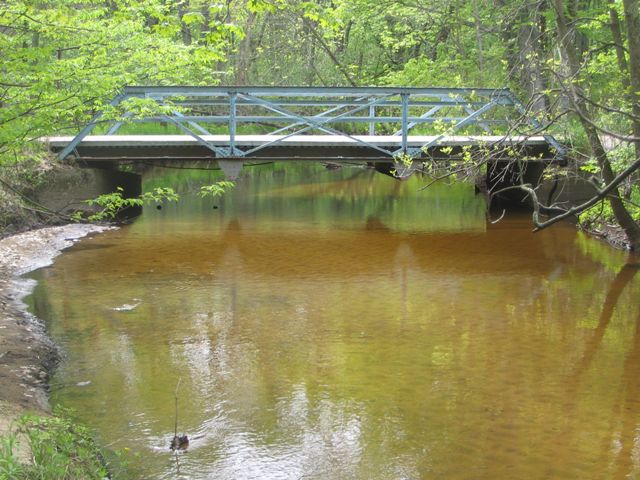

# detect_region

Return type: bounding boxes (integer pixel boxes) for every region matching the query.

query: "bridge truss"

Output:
[54,86,564,178]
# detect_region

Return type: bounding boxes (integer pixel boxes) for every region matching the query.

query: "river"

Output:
[26,162,640,479]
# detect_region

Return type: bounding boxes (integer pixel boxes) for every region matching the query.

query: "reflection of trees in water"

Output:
[567,262,640,477]
[572,263,639,378]
[141,163,487,237]
[364,215,390,232]
[614,264,640,479]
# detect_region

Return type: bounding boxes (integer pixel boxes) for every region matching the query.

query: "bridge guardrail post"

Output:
[401,93,409,153]
[229,92,237,156]
[369,100,376,136]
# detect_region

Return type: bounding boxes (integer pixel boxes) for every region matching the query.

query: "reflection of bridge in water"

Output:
[46,86,564,181]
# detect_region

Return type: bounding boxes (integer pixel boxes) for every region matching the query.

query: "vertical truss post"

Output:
[369,101,376,136]
[401,93,409,153]
[393,104,444,136]
[229,92,237,156]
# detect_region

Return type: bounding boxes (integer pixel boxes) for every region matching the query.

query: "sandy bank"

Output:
[0,224,113,434]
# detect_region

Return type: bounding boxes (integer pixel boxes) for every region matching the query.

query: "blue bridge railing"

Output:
[56,86,564,163]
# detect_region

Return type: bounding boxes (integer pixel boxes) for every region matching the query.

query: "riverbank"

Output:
[0,224,113,454]
[580,222,635,251]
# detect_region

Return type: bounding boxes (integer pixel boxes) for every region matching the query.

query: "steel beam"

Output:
[401,93,409,153]
[229,92,238,156]
[171,110,212,136]
[505,91,566,158]
[122,85,513,98]
[126,115,507,124]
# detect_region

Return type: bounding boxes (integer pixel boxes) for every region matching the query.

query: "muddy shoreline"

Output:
[0,224,113,433]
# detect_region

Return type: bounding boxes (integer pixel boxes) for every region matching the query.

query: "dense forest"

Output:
[1,0,639,249]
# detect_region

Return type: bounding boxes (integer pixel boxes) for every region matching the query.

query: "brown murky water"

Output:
[28,163,640,479]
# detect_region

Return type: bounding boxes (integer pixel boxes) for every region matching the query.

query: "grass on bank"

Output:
[0,407,119,480]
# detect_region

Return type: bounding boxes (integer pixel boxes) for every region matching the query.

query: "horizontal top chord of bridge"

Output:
[120,85,514,98]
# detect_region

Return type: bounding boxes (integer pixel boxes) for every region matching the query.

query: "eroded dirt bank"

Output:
[0,224,113,432]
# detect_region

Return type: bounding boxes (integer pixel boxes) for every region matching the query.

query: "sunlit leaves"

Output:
[181,11,206,26]
[0,0,235,163]
[198,180,235,198]
[77,186,180,221]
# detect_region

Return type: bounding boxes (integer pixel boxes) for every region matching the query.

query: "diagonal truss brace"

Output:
[405,99,500,157]
[57,94,125,160]
[162,115,231,158]
[269,95,372,136]
[239,93,397,157]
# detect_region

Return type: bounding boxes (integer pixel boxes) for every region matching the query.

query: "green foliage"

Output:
[578,186,640,229]
[198,181,235,198]
[112,98,183,122]
[578,143,640,230]
[0,156,56,233]
[393,152,414,168]
[0,0,235,166]
[0,0,638,239]
[74,183,235,223]
[0,407,112,480]
[0,433,22,479]
[74,186,179,222]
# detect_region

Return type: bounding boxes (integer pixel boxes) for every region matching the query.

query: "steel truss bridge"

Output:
[47,86,564,179]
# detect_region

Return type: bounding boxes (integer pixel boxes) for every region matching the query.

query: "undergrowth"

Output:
[0,154,64,236]
[0,407,119,480]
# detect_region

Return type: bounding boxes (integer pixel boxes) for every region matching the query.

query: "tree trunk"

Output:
[622,0,640,166]
[177,2,192,46]
[235,10,256,85]
[302,17,357,87]
[500,1,549,111]
[608,0,628,80]
[473,0,484,83]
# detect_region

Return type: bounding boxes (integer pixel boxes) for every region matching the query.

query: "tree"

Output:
[0,0,239,164]
[535,0,640,250]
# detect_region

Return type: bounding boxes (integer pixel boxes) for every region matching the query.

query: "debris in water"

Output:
[170,378,189,451]
[76,381,91,387]
[170,434,189,451]
[112,300,141,312]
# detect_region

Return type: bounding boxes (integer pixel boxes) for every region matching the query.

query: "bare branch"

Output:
[526,155,640,230]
